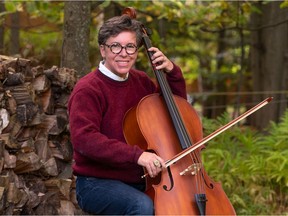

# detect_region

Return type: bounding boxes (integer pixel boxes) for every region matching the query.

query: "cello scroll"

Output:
[122,7,237,215]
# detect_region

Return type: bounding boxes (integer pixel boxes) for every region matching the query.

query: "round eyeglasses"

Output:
[103,42,138,55]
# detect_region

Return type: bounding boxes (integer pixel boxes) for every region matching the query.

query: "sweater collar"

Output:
[99,61,129,81]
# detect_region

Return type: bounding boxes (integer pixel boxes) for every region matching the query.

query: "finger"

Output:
[152,160,163,177]
[159,160,166,169]
[153,53,164,63]
[152,162,159,176]
[148,47,159,53]
[150,49,163,60]
[155,156,166,169]
[148,162,157,178]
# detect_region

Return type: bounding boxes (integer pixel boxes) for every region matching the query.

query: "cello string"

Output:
[142,28,205,196]
[156,69,205,195]
[157,70,191,148]
[123,7,236,214]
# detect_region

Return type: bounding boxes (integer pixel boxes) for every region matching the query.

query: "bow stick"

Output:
[165,97,273,167]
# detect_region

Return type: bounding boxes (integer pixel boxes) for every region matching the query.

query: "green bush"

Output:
[201,110,288,214]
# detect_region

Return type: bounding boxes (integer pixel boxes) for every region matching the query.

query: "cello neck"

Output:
[141,31,192,150]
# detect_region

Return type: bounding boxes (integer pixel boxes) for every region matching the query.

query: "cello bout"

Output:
[124,94,236,215]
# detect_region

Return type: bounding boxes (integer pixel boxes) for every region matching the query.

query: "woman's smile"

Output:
[100,31,138,78]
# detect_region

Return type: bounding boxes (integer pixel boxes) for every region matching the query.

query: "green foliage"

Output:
[280,0,288,8]
[201,110,288,214]
[0,0,267,88]
[116,0,253,86]
[1,1,64,66]
[2,0,286,89]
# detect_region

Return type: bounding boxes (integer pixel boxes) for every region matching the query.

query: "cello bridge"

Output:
[180,163,202,176]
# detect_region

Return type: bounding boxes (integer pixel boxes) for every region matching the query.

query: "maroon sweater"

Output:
[68,64,187,184]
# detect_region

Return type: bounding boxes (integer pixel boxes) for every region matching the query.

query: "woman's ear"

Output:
[100,45,106,59]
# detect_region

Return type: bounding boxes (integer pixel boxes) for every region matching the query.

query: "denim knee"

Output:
[134,194,154,215]
[75,176,154,215]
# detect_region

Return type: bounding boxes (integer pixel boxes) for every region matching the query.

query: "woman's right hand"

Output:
[137,152,165,178]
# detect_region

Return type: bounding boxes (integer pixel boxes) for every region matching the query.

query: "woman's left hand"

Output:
[148,47,174,73]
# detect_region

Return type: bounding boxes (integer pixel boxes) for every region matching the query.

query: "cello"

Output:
[122,7,271,215]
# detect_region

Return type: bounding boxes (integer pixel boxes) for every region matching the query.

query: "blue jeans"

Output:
[76,176,154,215]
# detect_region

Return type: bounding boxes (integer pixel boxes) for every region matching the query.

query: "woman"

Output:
[68,14,187,215]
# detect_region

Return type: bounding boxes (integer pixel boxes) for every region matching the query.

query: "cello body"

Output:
[123,93,236,215]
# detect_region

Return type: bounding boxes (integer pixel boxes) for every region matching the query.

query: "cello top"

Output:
[122,7,236,215]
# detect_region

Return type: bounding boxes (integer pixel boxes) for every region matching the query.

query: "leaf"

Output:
[280,0,288,8]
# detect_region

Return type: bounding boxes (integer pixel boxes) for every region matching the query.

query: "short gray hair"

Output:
[98,15,143,47]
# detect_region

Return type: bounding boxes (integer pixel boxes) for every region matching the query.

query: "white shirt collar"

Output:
[99,61,129,81]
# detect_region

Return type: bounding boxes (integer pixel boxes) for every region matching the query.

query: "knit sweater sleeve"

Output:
[68,81,143,168]
[67,66,186,181]
[165,62,187,99]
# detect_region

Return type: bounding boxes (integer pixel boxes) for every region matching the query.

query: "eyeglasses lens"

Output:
[109,43,137,55]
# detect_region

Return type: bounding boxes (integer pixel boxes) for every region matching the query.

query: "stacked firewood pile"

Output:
[0,55,85,215]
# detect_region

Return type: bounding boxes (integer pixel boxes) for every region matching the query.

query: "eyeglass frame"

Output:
[103,42,138,55]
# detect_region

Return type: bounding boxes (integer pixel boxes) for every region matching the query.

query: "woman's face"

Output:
[100,31,138,78]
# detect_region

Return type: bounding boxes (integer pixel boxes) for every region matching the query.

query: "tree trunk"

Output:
[9,11,20,55]
[213,29,227,118]
[249,1,288,130]
[202,30,227,119]
[0,2,5,54]
[104,2,122,20]
[61,1,91,77]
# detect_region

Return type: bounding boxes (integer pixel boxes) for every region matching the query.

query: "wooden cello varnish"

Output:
[124,94,236,215]
[122,7,236,215]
